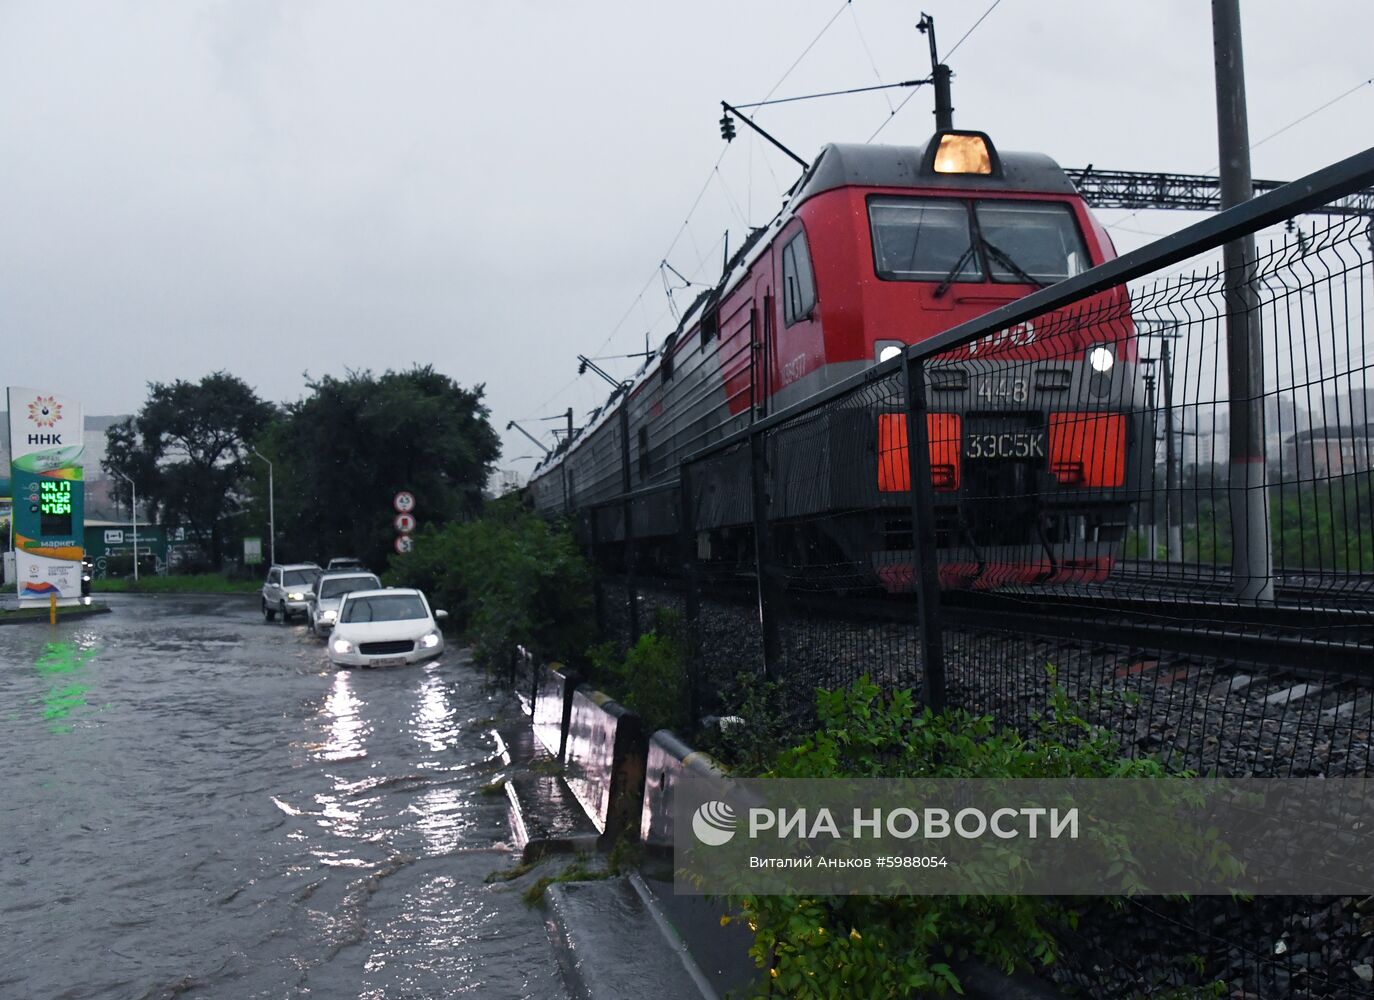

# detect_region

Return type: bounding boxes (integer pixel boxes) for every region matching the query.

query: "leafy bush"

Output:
[388,499,593,672]
[729,675,1182,998]
[589,609,690,732]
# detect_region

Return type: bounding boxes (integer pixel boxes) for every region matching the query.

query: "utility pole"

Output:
[1212,0,1273,602]
[1141,360,1159,561]
[251,449,275,568]
[917,13,953,130]
[116,471,138,582]
[1162,341,1183,563]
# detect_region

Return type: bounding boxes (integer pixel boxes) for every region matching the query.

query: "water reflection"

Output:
[411,785,471,854]
[315,670,369,762]
[34,640,101,733]
[412,672,455,754]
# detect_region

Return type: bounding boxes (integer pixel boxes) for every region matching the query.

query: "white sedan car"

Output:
[327,588,447,668]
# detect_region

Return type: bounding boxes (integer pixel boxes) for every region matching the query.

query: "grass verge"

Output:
[93,574,260,595]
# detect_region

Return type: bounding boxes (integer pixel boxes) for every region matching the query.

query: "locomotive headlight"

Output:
[875,341,904,364]
[1088,346,1115,373]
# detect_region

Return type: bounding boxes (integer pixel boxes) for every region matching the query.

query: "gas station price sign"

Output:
[40,480,73,534]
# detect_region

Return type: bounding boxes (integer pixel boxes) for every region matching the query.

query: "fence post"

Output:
[902,352,947,711]
[678,463,702,720]
[618,401,640,642]
[749,429,783,680]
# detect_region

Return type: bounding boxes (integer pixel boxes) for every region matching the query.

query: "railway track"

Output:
[604,568,1374,680]
[600,572,1374,781]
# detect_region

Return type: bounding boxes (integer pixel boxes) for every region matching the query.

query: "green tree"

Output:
[270,366,500,569]
[103,373,276,568]
[388,497,594,673]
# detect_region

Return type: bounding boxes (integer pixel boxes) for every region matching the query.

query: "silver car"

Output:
[261,563,321,622]
[308,571,382,637]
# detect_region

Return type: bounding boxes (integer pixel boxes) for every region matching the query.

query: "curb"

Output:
[0,603,113,626]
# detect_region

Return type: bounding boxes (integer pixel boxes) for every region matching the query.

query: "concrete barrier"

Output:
[640,729,729,854]
[532,664,576,761]
[563,687,647,846]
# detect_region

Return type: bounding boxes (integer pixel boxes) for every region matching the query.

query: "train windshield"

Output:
[869,197,1088,285]
[869,199,982,282]
[974,201,1088,282]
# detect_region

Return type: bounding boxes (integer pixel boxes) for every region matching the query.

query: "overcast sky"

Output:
[2,1,1370,465]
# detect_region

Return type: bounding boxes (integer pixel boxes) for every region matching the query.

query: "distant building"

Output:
[1285,425,1374,479]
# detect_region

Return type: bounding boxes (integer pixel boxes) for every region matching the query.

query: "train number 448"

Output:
[975,377,1029,403]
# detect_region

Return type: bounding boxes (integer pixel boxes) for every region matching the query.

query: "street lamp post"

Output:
[251,449,275,567]
[115,471,139,583]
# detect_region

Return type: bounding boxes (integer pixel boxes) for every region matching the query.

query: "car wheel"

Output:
[309,617,319,637]
[279,601,289,623]
[263,599,276,622]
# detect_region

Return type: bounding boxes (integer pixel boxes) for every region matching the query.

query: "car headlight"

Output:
[321,609,337,621]
[287,592,305,601]
[331,638,354,655]
[420,631,441,649]
[1087,346,1115,373]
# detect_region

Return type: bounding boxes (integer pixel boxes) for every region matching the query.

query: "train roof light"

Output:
[928,131,998,176]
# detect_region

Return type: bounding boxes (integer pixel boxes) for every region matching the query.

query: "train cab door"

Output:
[752,279,774,420]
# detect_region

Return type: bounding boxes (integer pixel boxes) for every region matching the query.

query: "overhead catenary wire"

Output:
[1249,76,1373,153]
[733,78,930,111]
[850,0,896,113]
[868,0,1006,140]
[520,1,867,433]
[749,0,851,117]
[1104,74,1374,234]
[943,0,1005,61]
[586,1,851,362]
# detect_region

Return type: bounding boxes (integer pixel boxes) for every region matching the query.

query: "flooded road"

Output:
[1,594,567,999]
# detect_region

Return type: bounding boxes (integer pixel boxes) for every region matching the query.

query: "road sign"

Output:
[244,536,263,565]
[394,513,415,533]
[393,491,415,514]
[394,535,414,555]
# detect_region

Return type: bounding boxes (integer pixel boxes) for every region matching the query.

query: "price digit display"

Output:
[40,480,74,535]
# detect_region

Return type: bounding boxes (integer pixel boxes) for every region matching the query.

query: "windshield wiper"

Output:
[979,238,1049,288]
[933,242,978,298]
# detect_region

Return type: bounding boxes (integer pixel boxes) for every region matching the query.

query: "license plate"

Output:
[964,430,1047,460]
[371,656,406,668]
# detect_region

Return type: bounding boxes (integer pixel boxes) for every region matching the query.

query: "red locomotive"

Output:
[529,130,1142,592]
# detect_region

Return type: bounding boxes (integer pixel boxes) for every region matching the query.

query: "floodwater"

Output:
[1,594,567,999]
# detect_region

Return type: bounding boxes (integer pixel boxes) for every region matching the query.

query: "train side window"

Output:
[660,333,676,384]
[700,306,719,346]
[782,232,817,326]
[637,426,650,478]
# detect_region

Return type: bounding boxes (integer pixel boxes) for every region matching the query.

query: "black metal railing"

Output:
[574,146,1374,999]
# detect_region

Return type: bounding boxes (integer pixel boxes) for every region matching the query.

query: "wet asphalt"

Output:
[0,594,568,999]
